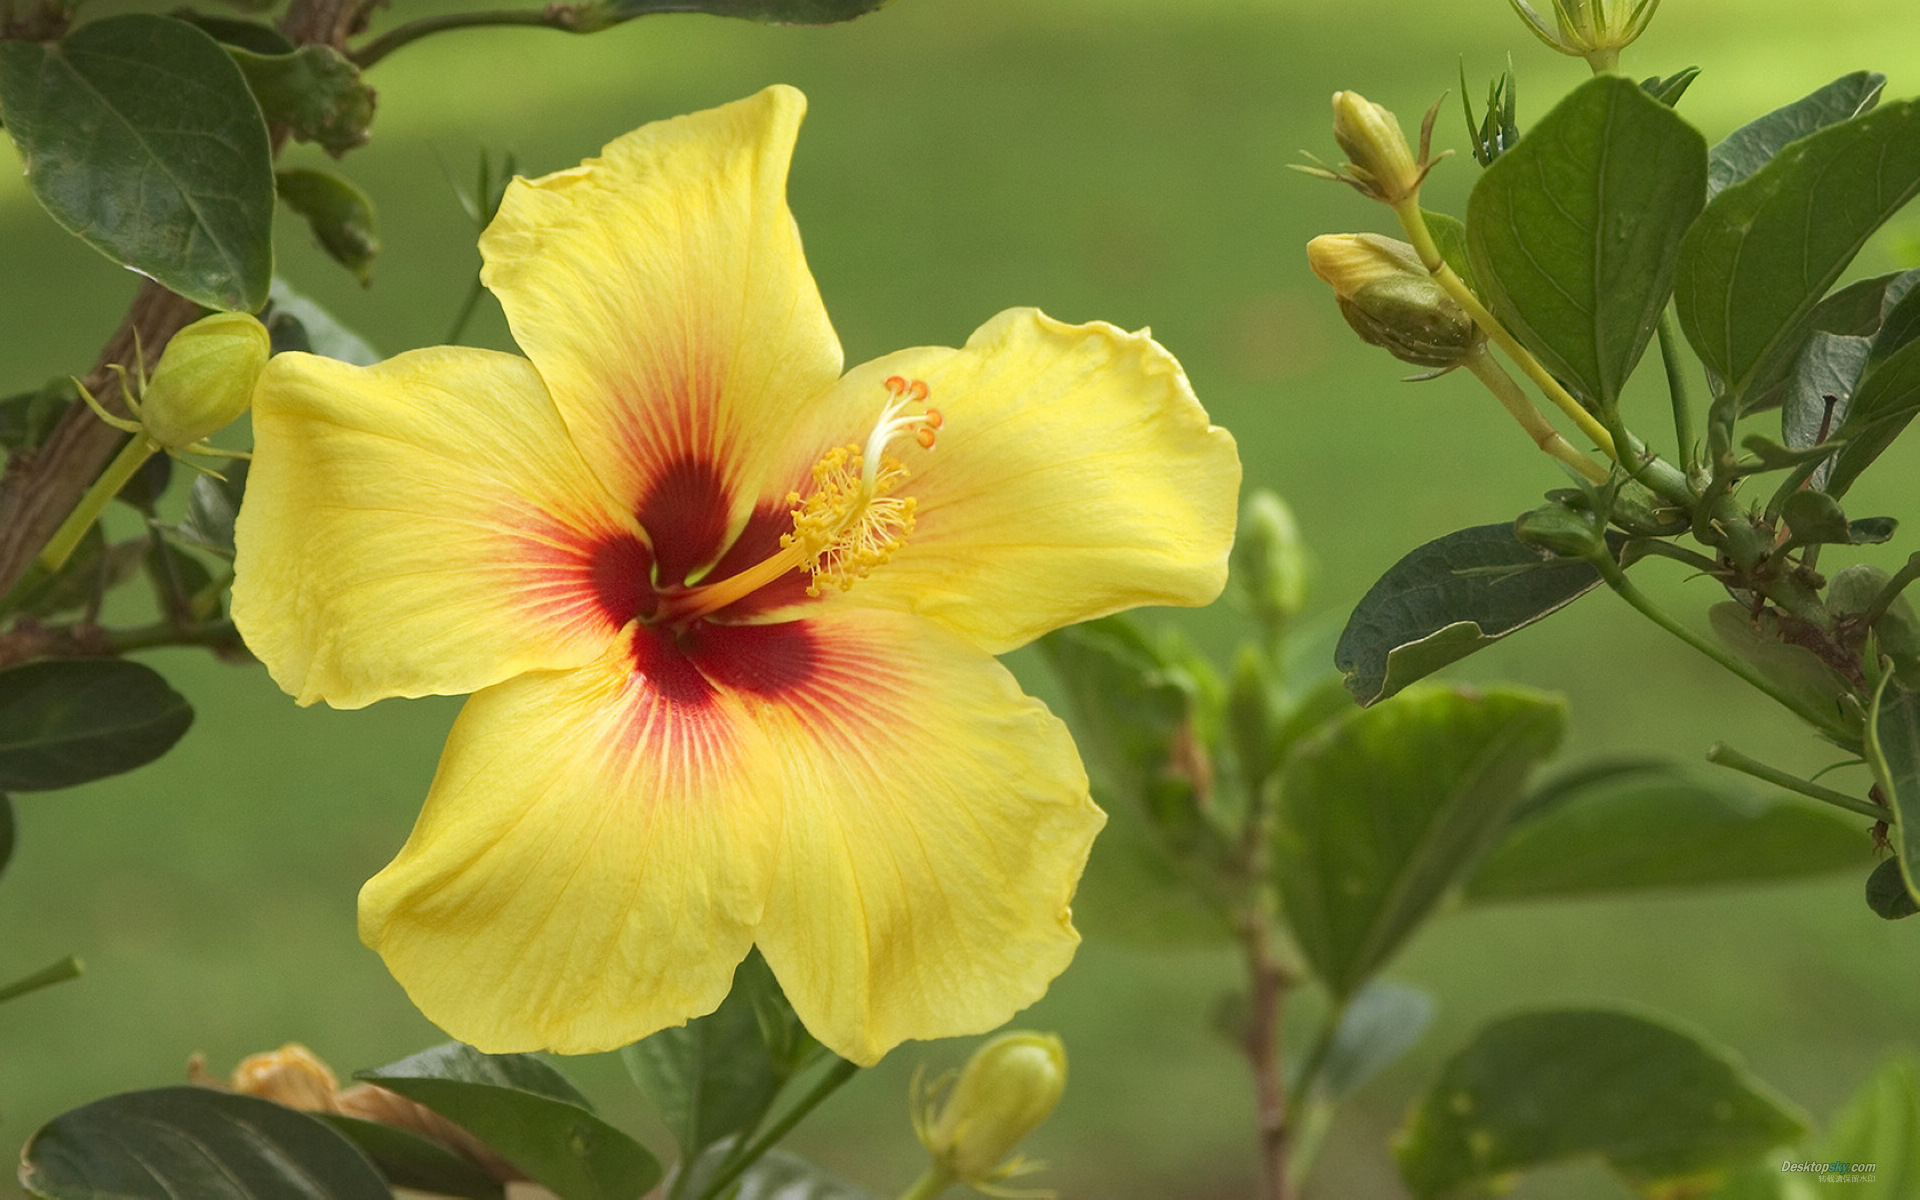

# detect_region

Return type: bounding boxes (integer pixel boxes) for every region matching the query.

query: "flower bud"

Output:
[1308,235,1481,369]
[915,1031,1067,1188]
[1508,0,1660,70]
[1513,503,1604,558]
[1232,489,1310,629]
[1331,91,1424,204]
[140,312,270,449]
[226,1044,340,1111]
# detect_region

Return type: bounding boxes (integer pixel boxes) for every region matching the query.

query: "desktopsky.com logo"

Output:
[1783,1161,1878,1183]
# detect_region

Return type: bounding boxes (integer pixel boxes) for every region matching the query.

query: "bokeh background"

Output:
[6,0,1920,1195]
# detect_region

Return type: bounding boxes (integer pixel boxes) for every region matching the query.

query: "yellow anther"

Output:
[782,445,916,595]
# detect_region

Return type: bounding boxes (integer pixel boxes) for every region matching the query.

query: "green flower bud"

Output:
[1326,91,1445,205]
[1508,0,1660,71]
[140,312,270,450]
[1513,503,1604,558]
[1307,234,1481,369]
[1231,489,1310,628]
[914,1031,1066,1189]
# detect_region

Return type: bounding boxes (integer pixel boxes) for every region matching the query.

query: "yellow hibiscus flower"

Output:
[231,86,1240,1066]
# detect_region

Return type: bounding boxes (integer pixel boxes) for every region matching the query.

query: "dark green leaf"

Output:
[1465,760,1871,903]
[622,952,787,1159]
[1738,434,1843,472]
[1334,524,1608,706]
[4,526,146,620]
[0,792,11,881]
[1396,1010,1807,1198]
[1319,982,1435,1102]
[1866,681,1920,910]
[1709,603,1856,725]
[265,278,380,364]
[276,168,379,284]
[676,1143,878,1200]
[359,1043,662,1200]
[1708,72,1885,200]
[146,530,220,623]
[1772,270,1920,434]
[1867,858,1918,920]
[20,1086,389,1199]
[175,14,295,54]
[1868,272,1920,375]
[314,1114,504,1200]
[1780,490,1852,547]
[1640,67,1700,107]
[1852,517,1899,544]
[1273,684,1565,999]
[1459,61,1517,168]
[0,377,75,454]
[1675,97,1920,405]
[1824,336,1920,497]
[0,15,274,311]
[602,0,892,23]
[228,45,375,157]
[1423,210,1477,293]
[1822,1056,1920,1189]
[159,462,249,561]
[0,659,193,791]
[116,452,174,515]
[1466,76,1706,411]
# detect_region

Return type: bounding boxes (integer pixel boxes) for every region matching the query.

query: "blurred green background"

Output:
[6,0,1920,1196]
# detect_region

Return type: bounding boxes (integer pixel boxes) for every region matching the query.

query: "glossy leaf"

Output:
[622,952,811,1160]
[1041,618,1233,944]
[1675,97,1920,405]
[276,169,379,284]
[1866,681,1920,909]
[315,1114,504,1200]
[1826,333,1920,497]
[1822,1056,1920,1191]
[1397,1010,1806,1198]
[228,45,375,156]
[1466,76,1706,411]
[1319,982,1435,1102]
[19,1086,389,1199]
[1335,524,1608,706]
[1867,858,1918,920]
[1465,760,1870,903]
[265,278,380,365]
[1273,684,1565,999]
[0,659,193,791]
[676,1143,878,1200]
[0,15,274,311]
[1773,269,1920,439]
[359,1043,662,1200]
[1708,71,1885,199]
[603,0,891,22]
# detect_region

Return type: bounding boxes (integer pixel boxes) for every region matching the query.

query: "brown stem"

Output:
[1241,911,1294,1200]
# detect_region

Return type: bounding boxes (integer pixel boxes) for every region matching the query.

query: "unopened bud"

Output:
[1308,235,1481,369]
[1514,503,1604,558]
[140,312,270,449]
[1232,489,1310,628]
[226,1044,339,1111]
[1332,91,1423,203]
[1508,0,1659,70]
[914,1031,1067,1188]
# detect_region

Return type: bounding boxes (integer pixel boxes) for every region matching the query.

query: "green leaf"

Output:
[1675,97,1920,406]
[359,1043,663,1200]
[676,1143,878,1200]
[1423,210,1477,293]
[265,278,381,365]
[0,15,274,312]
[1780,490,1853,547]
[1866,857,1917,920]
[1334,524,1608,706]
[0,659,193,791]
[622,952,805,1160]
[1821,1056,1920,1189]
[176,14,295,55]
[0,792,12,881]
[1709,72,1886,199]
[602,0,892,23]
[20,1086,390,1199]
[1464,760,1870,903]
[4,525,146,620]
[1641,67,1700,108]
[162,462,249,561]
[0,377,75,454]
[314,1114,504,1200]
[1869,274,1920,374]
[228,45,375,157]
[276,168,379,284]
[1708,603,1856,725]
[1772,269,1920,435]
[1319,982,1435,1102]
[1273,684,1565,999]
[1466,76,1706,411]
[1865,681,1920,910]
[1826,337,1920,497]
[1396,1010,1807,1198]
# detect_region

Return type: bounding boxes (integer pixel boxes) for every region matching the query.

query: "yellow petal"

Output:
[233,348,637,709]
[767,308,1240,652]
[480,85,843,585]
[359,627,785,1054]
[749,608,1105,1065]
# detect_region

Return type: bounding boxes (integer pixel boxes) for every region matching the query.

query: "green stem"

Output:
[1585,549,1855,741]
[693,1058,860,1200]
[351,8,576,68]
[1706,744,1889,822]
[1461,350,1611,483]
[1281,1005,1346,1192]
[1656,309,1698,476]
[104,618,239,655]
[897,1167,954,1200]
[0,955,83,1005]
[37,435,154,575]
[1864,553,1920,629]
[443,274,488,346]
